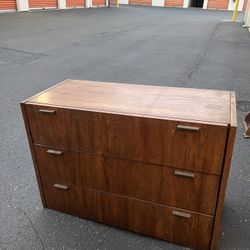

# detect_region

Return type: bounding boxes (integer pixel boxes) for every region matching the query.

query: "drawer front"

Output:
[43,181,83,216]
[26,104,227,174]
[35,145,220,215]
[26,104,110,154]
[43,182,213,250]
[110,116,227,175]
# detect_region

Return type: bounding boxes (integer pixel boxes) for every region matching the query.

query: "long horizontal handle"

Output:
[172,210,191,219]
[38,109,56,114]
[53,184,69,190]
[176,125,200,132]
[174,170,195,178]
[47,149,63,155]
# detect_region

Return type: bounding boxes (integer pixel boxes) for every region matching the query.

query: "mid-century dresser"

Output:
[21,80,237,249]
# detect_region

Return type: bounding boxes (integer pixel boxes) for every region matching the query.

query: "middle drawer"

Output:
[34,145,220,215]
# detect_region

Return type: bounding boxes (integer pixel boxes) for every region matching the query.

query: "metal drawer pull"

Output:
[53,184,69,190]
[38,109,56,114]
[176,125,200,132]
[172,210,191,219]
[46,149,63,155]
[174,170,195,178]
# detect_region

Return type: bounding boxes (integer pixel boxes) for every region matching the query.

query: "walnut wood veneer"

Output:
[21,80,237,249]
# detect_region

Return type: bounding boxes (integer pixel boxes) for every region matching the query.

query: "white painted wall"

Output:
[16,0,29,11]
[245,12,250,27]
[244,0,250,28]
[86,0,91,8]
[244,0,250,22]
[119,0,129,4]
[203,0,208,9]
[228,0,244,11]
[58,0,67,9]
[152,0,165,7]
[183,0,192,8]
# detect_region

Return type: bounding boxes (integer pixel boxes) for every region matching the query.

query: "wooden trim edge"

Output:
[230,91,237,127]
[21,79,71,104]
[23,102,229,127]
[20,102,47,208]
[210,126,237,249]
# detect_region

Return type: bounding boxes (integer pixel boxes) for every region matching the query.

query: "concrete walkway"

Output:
[0,6,249,249]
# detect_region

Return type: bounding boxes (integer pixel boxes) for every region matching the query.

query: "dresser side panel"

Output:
[210,126,237,249]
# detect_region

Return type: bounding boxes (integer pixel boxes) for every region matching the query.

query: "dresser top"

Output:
[25,79,237,126]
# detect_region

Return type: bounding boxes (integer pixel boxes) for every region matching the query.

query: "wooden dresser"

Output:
[21,80,237,249]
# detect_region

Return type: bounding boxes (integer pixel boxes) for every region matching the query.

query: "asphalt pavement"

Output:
[0,5,249,250]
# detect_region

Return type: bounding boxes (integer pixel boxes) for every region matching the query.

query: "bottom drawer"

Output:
[35,145,219,215]
[43,180,213,249]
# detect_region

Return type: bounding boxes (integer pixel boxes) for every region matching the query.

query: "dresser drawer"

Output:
[26,104,227,175]
[43,182,213,250]
[110,116,228,175]
[35,145,220,215]
[42,180,83,217]
[26,104,109,154]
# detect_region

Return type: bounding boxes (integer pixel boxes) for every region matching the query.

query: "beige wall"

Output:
[244,0,250,30]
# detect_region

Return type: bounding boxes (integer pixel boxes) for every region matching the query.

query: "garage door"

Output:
[29,0,57,9]
[165,0,184,7]
[207,0,229,9]
[92,0,106,6]
[129,0,152,5]
[0,0,16,10]
[67,0,85,7]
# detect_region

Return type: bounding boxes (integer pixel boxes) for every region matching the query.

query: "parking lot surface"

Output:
[0,5,249,249]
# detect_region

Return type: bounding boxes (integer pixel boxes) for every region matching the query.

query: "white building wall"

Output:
[152,0,165,7]
[58,0,67,9]
[244,0,250,29]
[183,0,192,8]
[203,0,208,9]
[16,0,29,11]
[228,0,244,11]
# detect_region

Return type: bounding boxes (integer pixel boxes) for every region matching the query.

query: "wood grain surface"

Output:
[210,126,237,249]
[21,80,237,250]
[26,80,232,125]
[26,105,227,175]
[43,181,214,250]
[20,103,47,207]
[210,92,237,249]
[34,144,220,215]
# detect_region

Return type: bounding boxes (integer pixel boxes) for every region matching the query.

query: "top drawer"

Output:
[25,104,228,175]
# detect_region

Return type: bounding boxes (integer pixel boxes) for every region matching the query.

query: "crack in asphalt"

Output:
[3,192,45,250]
[182,22,220,87]
[0,47,47,64]
[23,211,45,250]
[216,40,250,47]
[0,47,47,57]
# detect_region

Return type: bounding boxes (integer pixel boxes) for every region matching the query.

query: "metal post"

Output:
[232,0,240,22]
